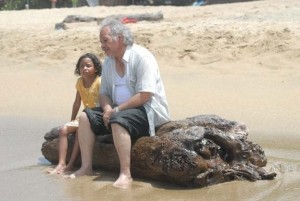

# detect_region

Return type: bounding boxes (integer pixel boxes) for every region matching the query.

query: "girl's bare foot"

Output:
[47,164,66,174]
[113,174,133,189]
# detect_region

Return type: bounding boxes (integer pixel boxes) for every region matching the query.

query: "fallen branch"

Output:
[54,12,163,30]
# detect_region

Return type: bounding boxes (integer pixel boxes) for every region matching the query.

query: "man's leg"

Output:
[69,112,95,177]
[111,123,133,189]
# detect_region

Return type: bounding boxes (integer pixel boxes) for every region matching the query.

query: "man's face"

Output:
[99,26,120,57]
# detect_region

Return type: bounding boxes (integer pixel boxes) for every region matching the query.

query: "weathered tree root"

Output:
[41,114,276,187]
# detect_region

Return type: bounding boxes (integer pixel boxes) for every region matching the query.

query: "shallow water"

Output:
[0,115,299,201]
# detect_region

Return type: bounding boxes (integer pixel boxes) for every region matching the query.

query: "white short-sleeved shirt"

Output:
[100,44,171,136]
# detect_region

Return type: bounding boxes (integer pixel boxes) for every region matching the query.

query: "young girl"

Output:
[48,53,102,174]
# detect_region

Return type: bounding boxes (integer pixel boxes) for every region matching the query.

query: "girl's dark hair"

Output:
[74,53,102,76]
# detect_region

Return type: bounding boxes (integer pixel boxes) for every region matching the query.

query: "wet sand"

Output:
[0,0,300,200]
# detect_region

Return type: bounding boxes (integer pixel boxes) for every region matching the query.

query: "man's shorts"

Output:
[83,106,150,140]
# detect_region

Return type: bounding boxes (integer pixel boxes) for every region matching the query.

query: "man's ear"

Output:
[118,35,124,43]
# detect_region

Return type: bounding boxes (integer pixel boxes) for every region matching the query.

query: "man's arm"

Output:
[116,92,152,112]
[100,94,113,112]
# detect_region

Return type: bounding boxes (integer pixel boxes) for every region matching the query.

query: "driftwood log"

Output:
[41,114,276,187]
[104,12,163,22]
[55,12,163,30]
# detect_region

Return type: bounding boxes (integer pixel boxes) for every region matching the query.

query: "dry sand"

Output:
[0,0,299,200]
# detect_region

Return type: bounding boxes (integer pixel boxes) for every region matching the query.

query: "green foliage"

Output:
[2,0,25,10]
[0,0,75,10]
[71,0,78,7]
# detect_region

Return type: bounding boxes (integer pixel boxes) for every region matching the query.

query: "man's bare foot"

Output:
[63,167,92,179]
[64,164,75,172]
[113,174,133,189]
[47,164,66,174]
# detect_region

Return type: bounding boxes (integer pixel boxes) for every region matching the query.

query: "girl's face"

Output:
[79,57,96,80]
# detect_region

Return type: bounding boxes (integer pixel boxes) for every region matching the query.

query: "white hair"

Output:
[100,17,134,46]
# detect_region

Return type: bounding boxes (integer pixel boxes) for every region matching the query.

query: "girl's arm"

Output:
[71,91,81,120]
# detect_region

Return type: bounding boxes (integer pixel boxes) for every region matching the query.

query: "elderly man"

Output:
[71,18,170,189]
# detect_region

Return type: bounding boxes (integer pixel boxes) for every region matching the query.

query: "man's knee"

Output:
[79,112,89,125]
[59,125,68,136]
[111,122,121,130]
[111,123,128,134]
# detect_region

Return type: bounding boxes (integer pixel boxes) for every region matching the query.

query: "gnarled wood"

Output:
[41,114,276,187]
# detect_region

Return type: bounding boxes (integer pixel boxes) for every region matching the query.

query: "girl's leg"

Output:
[48,125,77,174]
[65,131,80,171]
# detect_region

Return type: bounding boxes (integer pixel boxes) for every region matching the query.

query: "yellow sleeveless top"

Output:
[76,75,101,108]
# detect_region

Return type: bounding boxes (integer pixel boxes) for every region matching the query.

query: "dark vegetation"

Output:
[0,0,256,11]
[0,0,87,10]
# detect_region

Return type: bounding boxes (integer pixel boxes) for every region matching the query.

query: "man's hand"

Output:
[103,107,114,128]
